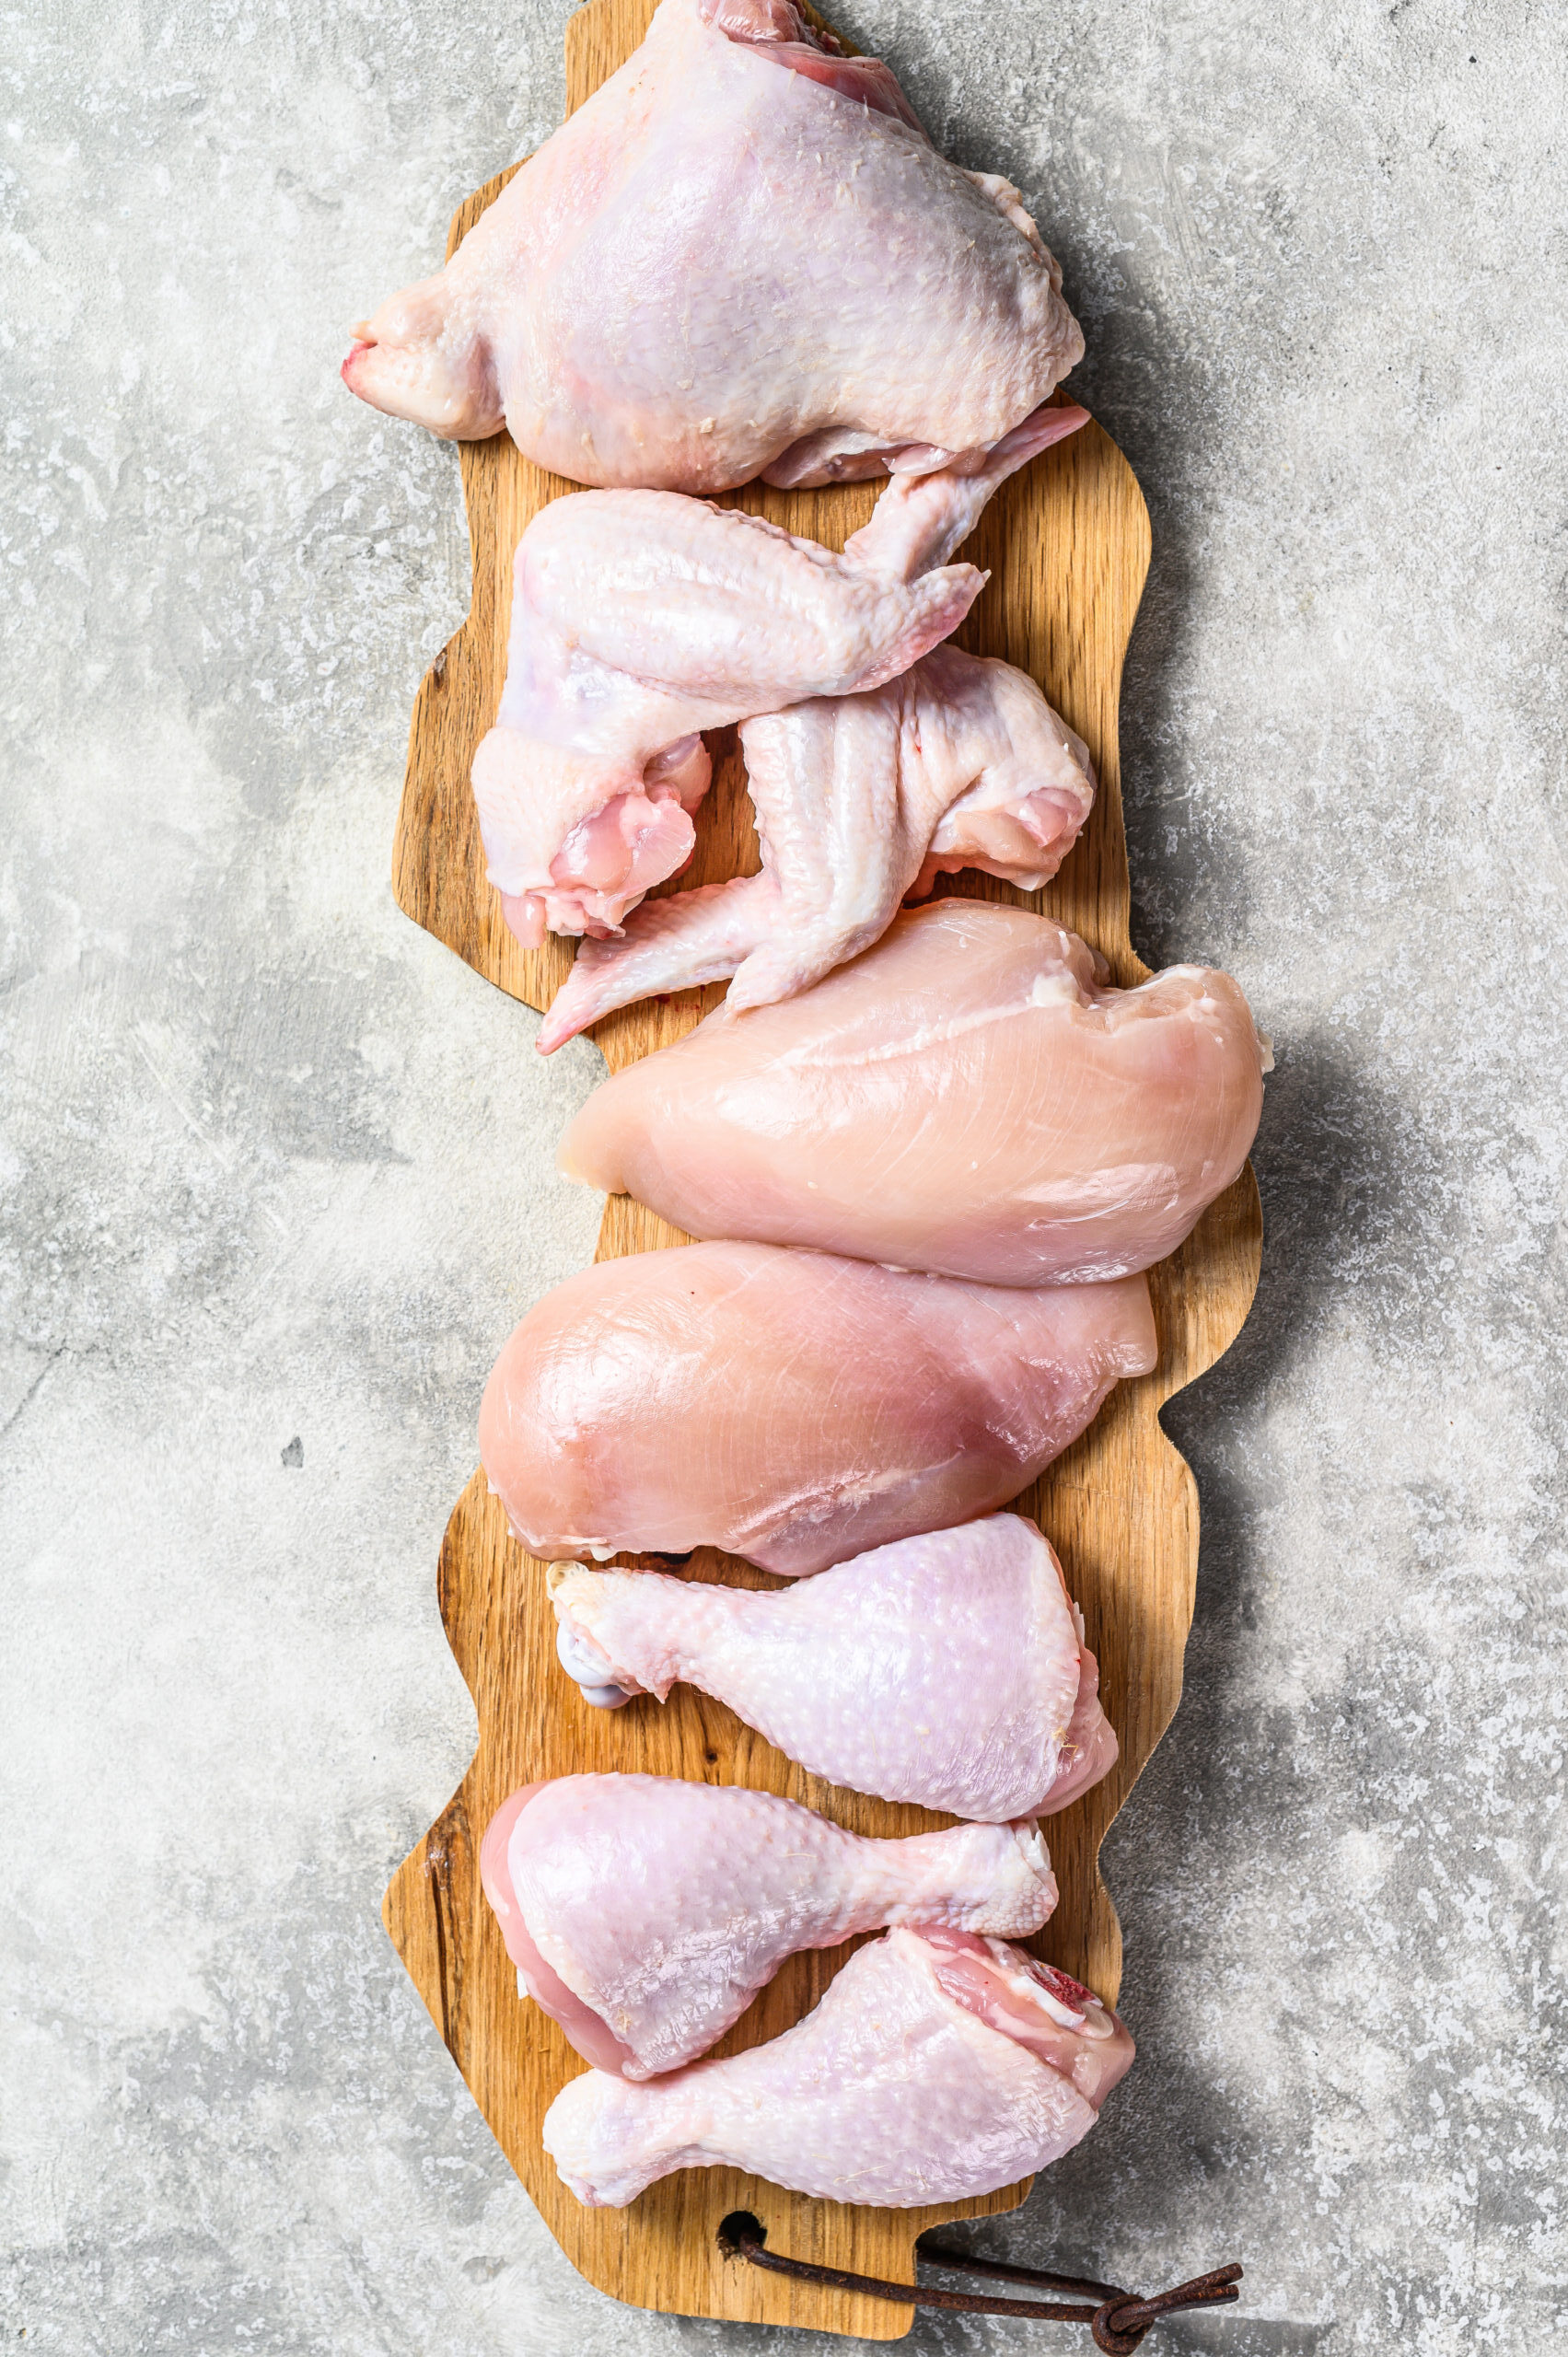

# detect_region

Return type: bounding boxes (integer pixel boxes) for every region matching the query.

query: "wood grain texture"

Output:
[383,0,1263,2333]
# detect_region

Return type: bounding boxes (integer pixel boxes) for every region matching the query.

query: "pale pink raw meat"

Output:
[560,899,1270,1283]
[542,1925,1132,2207]
[549,1514,1116,1821]
[537,644,1095,1049]
[470,407,1086,944]
[340,0,1083,492]
[479,1242,1155,1576]
[480,1774,1057,2078]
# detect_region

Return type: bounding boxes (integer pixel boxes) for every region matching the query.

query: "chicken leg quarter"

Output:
[471,406,1086,946]
[342,0,1084,493]
[481,1775,1057,2078]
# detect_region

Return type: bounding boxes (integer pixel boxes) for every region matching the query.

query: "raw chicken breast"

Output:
[550,1514,1117,1821]
[342,0,1083,492]
[480,1242,1156,1576]
[560,900,1269,1283]
[543,1925,1132,2208]
[481,1773,1056,2078]
[537,645,1095,1048]
[473,407,1086,944]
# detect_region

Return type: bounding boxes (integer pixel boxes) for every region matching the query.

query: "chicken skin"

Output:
[342,0,1083,493]
[543,1926,1133,2208]
[481,1774,1057,2078]
[480,1242,1155,1577]
[561,900,1269,1284]
[550,1515,1117,1822]
[471,406,1086,946]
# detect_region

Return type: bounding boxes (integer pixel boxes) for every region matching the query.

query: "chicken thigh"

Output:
[550,1515,1117,1821]
[561,900,1270,1283]
[480,1243,1155,1577]
[342,0,1084,493]
[481,1775,1056,2078]
[536,645,1095,1049]
[544,1925,1133,2208]
[473,406,1086,945]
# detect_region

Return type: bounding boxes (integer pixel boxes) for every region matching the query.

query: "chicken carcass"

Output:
[550,1515,1117,1821]
[341,0,1083,493]
[536,644,1095,1049]
[472,407,1086,946]
[480,1243,1155,1577]
[561,900,1269,1284]
[481,1774,1057,2078]
[544,1926,1132,2208]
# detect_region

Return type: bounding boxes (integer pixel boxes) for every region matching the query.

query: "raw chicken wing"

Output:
[537,644,1095,1048]
[480,1242,1156,1576]
[342,0,1084,492]
[561,900,1269,1283]
[481,1773,1056,2077]
[473,407,1086,944]
[543,1925,1133,2207]
[550,1515,1118,1821]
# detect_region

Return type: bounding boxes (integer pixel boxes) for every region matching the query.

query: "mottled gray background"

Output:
[2,0,1563,2351]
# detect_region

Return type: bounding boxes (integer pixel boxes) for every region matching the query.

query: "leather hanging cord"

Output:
[717,2215,1243,2349]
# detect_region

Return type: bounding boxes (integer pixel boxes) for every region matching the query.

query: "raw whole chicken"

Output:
[480,1242,1156,1576]
[536,645,1095,1049]
[543,1926,1133,2207]
[561,900,1270,1284]
[480,1774,1057,2078]
[550,1515,1117,1821]
[341,0,1084,493]
[471,406,1086,945]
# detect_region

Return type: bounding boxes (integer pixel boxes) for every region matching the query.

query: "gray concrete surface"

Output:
[2,1,1563,2351]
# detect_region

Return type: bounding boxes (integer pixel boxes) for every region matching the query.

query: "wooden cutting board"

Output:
[380,0,1262,2334]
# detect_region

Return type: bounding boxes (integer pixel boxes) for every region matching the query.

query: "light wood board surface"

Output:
[382,0,1263,2334]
